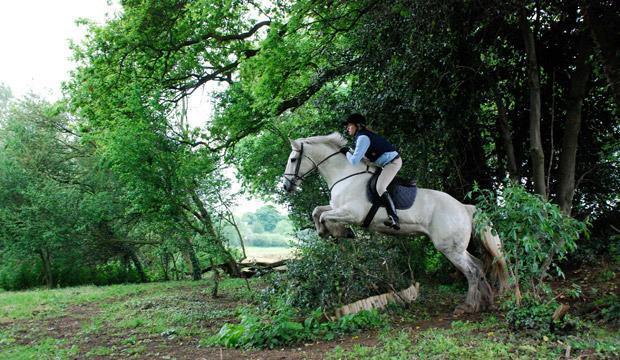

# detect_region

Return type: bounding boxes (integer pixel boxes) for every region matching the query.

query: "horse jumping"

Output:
[282,132,508,315]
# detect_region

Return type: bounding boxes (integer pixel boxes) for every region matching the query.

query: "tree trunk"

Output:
[210,259,220,298]
[38,249,54,288]
[161,252,170,281]
[584,1,620,107]
[520,11,547,198]
[190,190,241,277]
[217,192,247,261]
[127,247,148,282]
[182,237,203,280]
[171,253,180,280]
[557,34,592,215]
[495,94,519,181]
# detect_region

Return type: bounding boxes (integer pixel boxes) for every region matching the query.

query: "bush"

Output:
[273,232,418,310]
[0,258,144,290]
[207,304,385,349]
[469,183,589,294]
[0,258,41,290]
[504,295,559,332]
[595,294,620,327]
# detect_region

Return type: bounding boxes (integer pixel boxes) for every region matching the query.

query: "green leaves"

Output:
[470,183,590,294]
[208,305,385,349]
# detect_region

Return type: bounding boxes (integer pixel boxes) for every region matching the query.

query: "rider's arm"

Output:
[346,135,370,165]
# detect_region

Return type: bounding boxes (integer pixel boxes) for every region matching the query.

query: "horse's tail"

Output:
[465,205,509,294]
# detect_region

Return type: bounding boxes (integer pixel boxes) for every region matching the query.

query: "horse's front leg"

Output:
[312,205,332,238]
[319,208,357,239]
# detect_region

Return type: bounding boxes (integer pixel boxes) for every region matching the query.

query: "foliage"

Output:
[504,295,562,333]
[470,183,589,294]
[611,235,620,265]
[2,276,619,358]
[0,0,617,295]
[594,294,620,327]
[327,317,551,360]
[0,96,149,290]
[269,232,422,310]
[220,205,294,248]
[207,305,385,349]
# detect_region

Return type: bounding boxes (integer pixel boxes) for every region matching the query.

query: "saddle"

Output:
[362,169,417,228]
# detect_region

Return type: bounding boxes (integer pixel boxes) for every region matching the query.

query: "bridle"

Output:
[284,142,374,191]
[284,143,341,187]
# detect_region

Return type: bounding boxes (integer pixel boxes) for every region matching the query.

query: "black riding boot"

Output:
[381,193,400,230]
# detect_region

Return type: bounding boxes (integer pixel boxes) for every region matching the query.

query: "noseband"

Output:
[284,143,342,187]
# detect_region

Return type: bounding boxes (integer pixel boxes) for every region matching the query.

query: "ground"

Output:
[0,260,618,359]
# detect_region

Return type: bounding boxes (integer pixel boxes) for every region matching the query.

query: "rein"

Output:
[284,142,374,191]
[328,166,374,192]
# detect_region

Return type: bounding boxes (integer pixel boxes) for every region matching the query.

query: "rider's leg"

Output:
[376,157,402,229]
[381,192,400,230]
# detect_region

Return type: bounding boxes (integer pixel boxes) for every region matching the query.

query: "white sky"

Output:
[0,0,285,216]
[0,1,121,99]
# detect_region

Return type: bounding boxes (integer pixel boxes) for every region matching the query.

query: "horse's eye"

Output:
[290,158,297,163]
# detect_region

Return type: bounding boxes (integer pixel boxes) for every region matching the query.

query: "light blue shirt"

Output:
[346,135,399,167]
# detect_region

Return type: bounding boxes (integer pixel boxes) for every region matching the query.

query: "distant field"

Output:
[240,246,296,263]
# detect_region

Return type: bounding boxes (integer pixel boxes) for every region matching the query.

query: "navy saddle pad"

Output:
[366,170,417,210]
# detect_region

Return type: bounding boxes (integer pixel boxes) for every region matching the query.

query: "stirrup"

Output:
[384,215,400,230]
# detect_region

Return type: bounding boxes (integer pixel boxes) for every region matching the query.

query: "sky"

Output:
[0,1,120,99]
[0,1,283,216]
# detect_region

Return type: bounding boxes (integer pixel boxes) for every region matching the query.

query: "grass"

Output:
[327,312,620,359]
[0,277,258,358]
[0,265,618,359]
[0,281,193,321]
[0,338,80,360]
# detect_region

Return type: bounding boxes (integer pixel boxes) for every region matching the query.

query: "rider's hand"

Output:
[339,147,350,155]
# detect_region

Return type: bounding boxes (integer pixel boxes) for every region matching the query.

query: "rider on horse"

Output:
[340,113,402,230]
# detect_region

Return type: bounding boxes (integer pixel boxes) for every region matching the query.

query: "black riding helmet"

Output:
[341,113,366,126]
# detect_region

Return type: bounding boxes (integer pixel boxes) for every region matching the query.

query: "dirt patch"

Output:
[0,302,103,346]
[106,330,381,360]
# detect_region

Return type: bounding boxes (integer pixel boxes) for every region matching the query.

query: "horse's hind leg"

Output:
[441,249,494,315]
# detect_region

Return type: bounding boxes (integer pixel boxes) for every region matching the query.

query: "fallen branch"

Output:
[195,259,289,278]
[331,282,420,319]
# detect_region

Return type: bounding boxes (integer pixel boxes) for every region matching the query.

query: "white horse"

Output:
[282,132,509,314]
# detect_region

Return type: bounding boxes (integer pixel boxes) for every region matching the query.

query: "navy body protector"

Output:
[356,129,397,162]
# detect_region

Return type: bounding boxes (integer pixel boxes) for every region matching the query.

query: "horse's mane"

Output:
[293,132,347,149]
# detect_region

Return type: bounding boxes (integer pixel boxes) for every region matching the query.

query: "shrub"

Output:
[275,232,419,310]
[0,257,143,290]
[504,295,559,333]
[0,258,41,290]
[595,294,620,327]
[207,305,385,349]
[469,183,589,295]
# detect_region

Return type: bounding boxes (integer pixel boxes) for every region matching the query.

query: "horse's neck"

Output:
[309,146,369,189]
